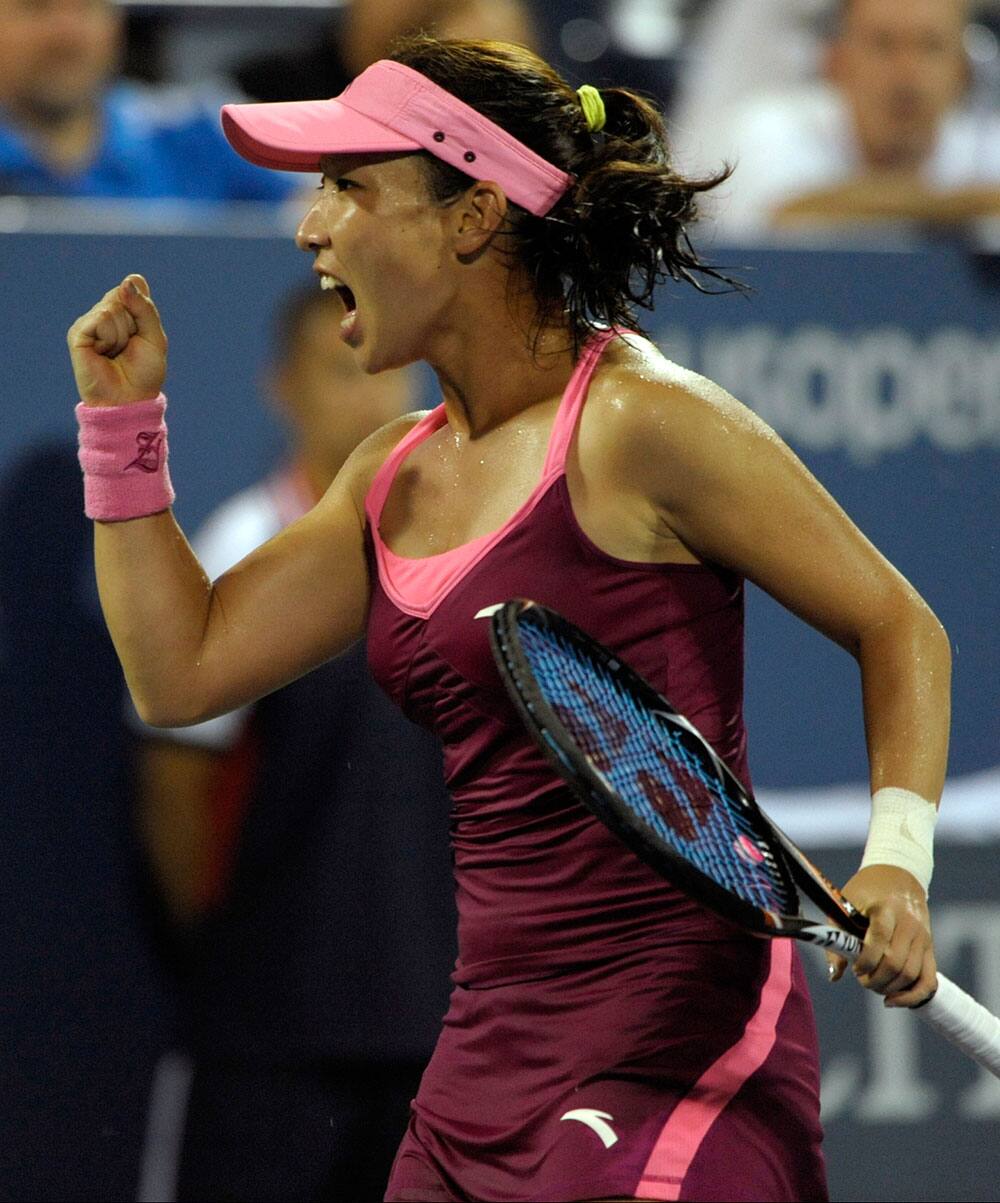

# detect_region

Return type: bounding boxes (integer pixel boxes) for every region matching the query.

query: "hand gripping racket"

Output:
[490,599,1000,1078]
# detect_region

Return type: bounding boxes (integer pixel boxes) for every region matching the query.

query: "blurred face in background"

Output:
[271,293,416,484]
[827,0,969,169]
[431,0,537,48]
[0,0,120,125]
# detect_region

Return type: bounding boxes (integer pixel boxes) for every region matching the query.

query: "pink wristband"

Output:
[76,395,176,521]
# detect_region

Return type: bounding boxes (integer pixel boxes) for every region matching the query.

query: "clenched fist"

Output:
[67,274,168,407]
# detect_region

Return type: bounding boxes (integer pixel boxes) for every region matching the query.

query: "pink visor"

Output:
[221,59,573,217]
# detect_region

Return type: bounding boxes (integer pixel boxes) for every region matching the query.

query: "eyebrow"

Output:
[319,153,381,176]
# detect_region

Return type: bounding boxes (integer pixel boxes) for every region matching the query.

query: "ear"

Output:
[453,181,509,259]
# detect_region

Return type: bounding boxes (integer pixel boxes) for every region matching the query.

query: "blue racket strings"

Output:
[519,622,788,915]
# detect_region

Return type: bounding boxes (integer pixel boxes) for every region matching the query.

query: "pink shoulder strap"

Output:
[541,327,621,476]
[365,405,448,526]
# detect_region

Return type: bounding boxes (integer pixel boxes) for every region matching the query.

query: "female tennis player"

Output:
[68,37,949,1203]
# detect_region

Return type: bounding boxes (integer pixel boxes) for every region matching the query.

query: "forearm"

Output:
[774,178,1000,228]
[773,179,922,225]
[856,598,951,804]
[68,275,374,730]
[95,511,218,726]
[832,598,949,1001]
[925,184,1000,223]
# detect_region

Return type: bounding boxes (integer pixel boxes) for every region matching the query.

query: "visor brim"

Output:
[221,98,423,173]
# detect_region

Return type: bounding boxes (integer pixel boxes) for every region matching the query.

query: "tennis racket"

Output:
[490,598,1000,1078]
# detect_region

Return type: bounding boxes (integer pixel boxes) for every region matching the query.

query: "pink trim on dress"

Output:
[364,329,620,619]
[634,940,795,1201]
[364,406,449,528]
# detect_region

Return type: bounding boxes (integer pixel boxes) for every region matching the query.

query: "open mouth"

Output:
[320,274,357,316]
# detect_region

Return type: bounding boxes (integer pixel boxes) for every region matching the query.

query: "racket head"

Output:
[490,599,802,936]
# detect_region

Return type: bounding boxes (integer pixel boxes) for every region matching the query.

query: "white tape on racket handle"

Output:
[832,936,1000,1076]
[839,938,1000,1078]
[916,975,1000,1078]
[803,931,1000,1075]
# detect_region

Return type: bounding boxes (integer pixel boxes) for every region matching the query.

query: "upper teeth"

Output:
[320,275,345,291]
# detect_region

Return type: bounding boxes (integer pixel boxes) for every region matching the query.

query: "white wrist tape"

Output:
[860,787,938,894]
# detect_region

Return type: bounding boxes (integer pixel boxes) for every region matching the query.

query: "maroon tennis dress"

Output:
[365,329,827,1202]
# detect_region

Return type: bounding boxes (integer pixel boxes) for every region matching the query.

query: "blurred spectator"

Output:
[670,0,831,171]
[133,286,457,1203]
[0,0,296,200]
[690,0,1000,240]
[235,0,537,103]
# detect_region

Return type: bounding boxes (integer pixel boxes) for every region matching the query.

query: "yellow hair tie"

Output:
[576,84,606,133]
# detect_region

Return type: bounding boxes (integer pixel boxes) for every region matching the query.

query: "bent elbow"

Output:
[895,591,952,681]
[855,586,950,668]
[132,694,179,729]
[923,604,952,675]
[908,587,949,645]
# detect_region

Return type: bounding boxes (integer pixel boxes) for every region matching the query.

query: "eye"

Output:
[316,176,358,193]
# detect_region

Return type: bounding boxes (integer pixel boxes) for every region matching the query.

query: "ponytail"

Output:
[535,86,736,348]
[391,35,739,352]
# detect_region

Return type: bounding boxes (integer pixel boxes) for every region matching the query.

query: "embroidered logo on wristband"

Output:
[124,431,164,473]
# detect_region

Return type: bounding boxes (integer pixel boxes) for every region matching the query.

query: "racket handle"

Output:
[916,973,1000,1079]
[833,937,1000,1077]
[811,928,865,960]
[824,936,1000,1078]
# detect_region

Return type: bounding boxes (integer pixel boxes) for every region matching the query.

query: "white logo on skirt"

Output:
[559,1108,619,1148]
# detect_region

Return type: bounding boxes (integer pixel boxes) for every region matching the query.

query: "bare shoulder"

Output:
[588,331,768,452]
[587,329,789,488]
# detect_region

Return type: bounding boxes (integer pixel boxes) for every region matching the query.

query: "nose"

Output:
[295,202,329,254]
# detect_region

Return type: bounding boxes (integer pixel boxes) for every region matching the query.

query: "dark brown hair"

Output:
[390,34,736,352]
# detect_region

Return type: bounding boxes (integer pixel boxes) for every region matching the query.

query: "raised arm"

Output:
[67,275,394,728]
[773,175,1000,229]
[605,358,950,1007]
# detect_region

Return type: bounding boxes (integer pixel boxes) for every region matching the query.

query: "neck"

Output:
[425,278,578,439]
[9,100,101,173]
[847,100,938,175]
